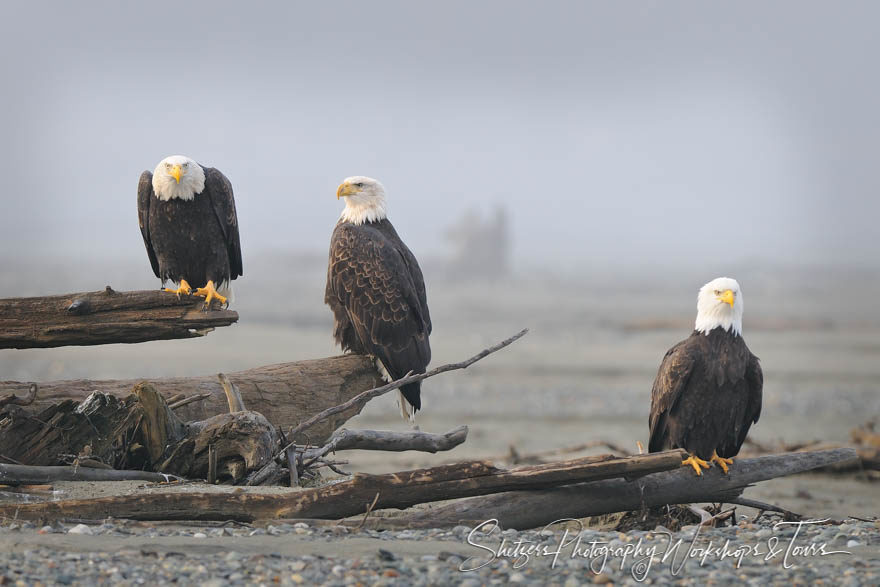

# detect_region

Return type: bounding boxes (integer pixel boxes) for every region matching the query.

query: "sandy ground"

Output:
[0,531,477,560]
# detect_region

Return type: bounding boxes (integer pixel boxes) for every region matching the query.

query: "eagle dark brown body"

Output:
[137,166,242,290]
[649,327,763,460]
[325,218,431,412]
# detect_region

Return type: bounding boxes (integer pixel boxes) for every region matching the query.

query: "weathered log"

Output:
[376,448,859,529]
[0,451,686,522]
[0,287,238,349]
[743,437,880,472]
[302,426,469,460]
[0,355,382,444]
[0,464,179,485]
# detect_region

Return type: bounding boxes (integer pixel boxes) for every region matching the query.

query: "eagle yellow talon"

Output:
[711,452,734,475]
[164,279,192,297]
[193,280,227,309]
[682,454,711,476]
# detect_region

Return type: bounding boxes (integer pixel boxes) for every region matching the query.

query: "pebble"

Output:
[0,518,875,584]
[67,524,92,535]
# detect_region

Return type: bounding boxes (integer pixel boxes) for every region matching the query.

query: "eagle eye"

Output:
[714,290,720,295]
[355,182,364,188]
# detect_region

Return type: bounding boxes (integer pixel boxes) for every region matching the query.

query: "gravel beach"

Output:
[0,516,877,585]
[1,267,878,584]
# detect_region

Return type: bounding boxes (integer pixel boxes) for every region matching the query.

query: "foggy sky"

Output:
[1,1,878,272]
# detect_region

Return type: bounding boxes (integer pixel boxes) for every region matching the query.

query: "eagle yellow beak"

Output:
[170,164,182,184]
[336,182,356,199]
[717,289,735,307]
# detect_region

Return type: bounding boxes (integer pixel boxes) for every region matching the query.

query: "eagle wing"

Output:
[136,171,161,278]
[326,224,431,379]
[719,352,763,456]
[202,167,243,278]
[648,340,697,452]
[397,243,432,335]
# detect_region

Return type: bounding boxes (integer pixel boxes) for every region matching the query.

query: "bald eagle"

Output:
[137,155,242,307]
[648,277,763,475]
[325,176,432,421]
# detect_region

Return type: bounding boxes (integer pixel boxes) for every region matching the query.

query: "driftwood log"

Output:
[0,464,177,485]
[743,426,880,473]
[0,355,381,444]
[0,451,686,522]
[370,448,859,529]
[0,287,238,349]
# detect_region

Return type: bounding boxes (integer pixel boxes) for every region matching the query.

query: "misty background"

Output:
[1,2,878,508]
[1,1,878,270]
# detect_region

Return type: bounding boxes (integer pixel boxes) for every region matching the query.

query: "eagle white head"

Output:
[695,277,744,336]
[152,155,206,202]
[336,176,388,225]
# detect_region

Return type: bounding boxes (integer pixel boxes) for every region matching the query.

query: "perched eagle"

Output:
[137,155,242,307]
[648,277,763,475]
[325,176,432,421]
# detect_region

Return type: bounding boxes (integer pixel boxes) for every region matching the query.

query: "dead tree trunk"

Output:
[0,355,381,444]
[0,287,238,349]
[374,448,859,529]
[0,451,686,522]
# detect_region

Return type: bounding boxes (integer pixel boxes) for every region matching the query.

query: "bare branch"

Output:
[302,426,469,463]
[730,497,804,521]
[280,329,528,456]
[167,393,212,411]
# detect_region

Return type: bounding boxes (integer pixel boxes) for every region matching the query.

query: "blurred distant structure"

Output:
[443,205,511,282]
